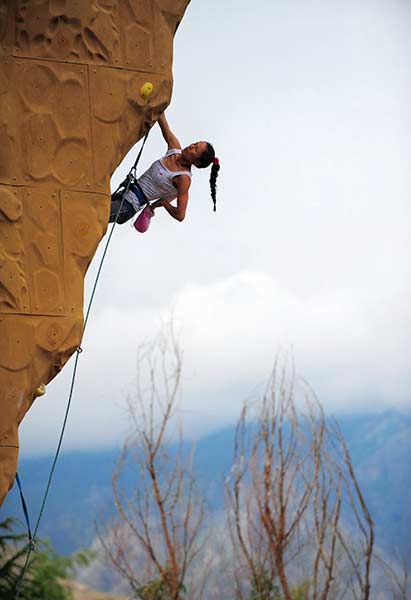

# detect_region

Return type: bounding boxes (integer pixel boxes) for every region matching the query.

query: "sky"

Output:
[19,0,411,455]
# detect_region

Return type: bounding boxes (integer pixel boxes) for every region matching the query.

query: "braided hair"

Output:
[197,142,220,212]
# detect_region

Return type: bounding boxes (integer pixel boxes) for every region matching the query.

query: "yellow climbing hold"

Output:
[140,82,154,101]
[34,383,46,398]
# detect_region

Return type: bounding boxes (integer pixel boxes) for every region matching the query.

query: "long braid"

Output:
[210,157,220,212]
[197,142,220,212]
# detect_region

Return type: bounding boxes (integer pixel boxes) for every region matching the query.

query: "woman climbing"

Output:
[109,112,220,226]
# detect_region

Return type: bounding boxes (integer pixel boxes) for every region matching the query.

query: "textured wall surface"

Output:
[0,0,190,506]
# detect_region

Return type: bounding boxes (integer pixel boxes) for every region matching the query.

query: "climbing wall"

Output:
[0,0,190,506]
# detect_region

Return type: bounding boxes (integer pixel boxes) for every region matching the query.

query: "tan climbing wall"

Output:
[0,0,190,506]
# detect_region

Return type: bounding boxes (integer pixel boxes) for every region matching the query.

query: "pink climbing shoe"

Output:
[134,205,154,233]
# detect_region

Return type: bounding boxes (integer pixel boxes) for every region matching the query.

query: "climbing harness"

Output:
[14,130,151,598]
[111,132,150,211]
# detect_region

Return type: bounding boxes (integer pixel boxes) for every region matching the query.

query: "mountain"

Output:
[338,411,411,559]
[1,449,118,553]
[1,410,410,563]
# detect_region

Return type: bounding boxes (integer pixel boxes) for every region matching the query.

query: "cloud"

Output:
[20,268,409,455]
[172,270,411,408]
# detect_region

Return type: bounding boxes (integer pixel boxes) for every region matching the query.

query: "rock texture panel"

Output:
[0,0,190,506]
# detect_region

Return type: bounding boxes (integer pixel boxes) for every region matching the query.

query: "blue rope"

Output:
[14,474,34,551]
[14,131,150,598]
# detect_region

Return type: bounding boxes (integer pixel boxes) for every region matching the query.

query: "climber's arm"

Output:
[158,113,181,150]
[151,175,190,222]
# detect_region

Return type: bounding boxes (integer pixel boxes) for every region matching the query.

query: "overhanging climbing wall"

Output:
[0,0,191,507]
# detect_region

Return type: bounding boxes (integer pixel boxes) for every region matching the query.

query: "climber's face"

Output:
[182,141,207,166]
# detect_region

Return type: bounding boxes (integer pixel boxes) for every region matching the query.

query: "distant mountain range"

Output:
[2,410,410,566]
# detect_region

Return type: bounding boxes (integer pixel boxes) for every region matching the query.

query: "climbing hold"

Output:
[34,383,46,398]
[140,82,154,101]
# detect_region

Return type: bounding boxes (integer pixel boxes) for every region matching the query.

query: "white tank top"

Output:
[137,149,192,202]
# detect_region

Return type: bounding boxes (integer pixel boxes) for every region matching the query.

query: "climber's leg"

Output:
[109,192,136,224]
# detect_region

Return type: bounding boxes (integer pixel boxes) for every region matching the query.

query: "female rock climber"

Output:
[109,112,220,226]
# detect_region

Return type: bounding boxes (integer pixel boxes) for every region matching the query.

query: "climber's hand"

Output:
[150,200,165,210]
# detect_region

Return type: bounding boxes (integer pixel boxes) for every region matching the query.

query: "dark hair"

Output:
[197,142,220,212]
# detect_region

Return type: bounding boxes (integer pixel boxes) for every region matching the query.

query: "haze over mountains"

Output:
[2,410,410,590]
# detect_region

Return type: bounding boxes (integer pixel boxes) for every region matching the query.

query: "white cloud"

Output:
[173,270,411,407]
[20,268,410,455]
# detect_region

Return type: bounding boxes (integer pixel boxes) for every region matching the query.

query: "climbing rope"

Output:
[14,130,151,598]
[14,474,34,551]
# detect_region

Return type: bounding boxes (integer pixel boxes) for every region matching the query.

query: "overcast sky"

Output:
[20,0,410,455]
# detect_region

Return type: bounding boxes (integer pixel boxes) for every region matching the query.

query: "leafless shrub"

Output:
[97,326,206,599]
[225,359,375,600]
[374,551,410,599]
